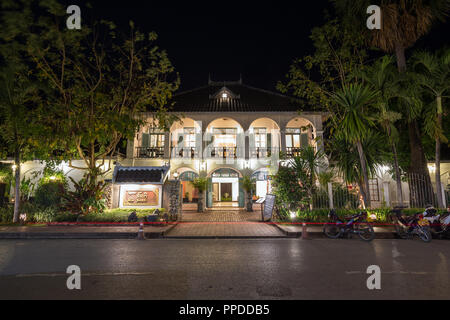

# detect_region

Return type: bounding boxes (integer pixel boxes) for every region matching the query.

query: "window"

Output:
[184,128,196,148]
[142,128,165,148]
[254,128,267,148]
[285,128,308,149]
[213,128,237,148]
[369,179,380,202]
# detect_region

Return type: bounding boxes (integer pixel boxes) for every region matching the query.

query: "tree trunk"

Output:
[246,192,253,212]
[435,96,444,208]
[391,143,404,206]
[197,191,204,213]
[356,140,371,208]
[395,41,433,206]
[13,149,20,223]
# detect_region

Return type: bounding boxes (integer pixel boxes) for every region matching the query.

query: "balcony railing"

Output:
[285,147,302,158]
[250,147,279,159]
[208,147,239,159]
[172,147,198,159]
[136,147,165,159]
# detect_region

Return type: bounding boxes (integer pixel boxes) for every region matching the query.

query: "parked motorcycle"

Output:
[324,209,375,241]
[423,205,450,238]
[390,208,432,243]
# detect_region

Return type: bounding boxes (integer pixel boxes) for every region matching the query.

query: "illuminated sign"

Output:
[123,189,159,207]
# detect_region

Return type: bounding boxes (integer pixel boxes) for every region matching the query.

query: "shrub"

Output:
[34,182,66,208]
[0,205,13,223]
[53,208,166,223]
[32,207,59,223]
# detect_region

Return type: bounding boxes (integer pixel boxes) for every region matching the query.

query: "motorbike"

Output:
[423,206,450,238]
[323,209,375,242]
[390,208,432,243]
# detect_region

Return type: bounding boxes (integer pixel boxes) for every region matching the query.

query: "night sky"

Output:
[68,0,448,91]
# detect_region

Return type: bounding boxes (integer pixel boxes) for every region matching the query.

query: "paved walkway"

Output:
[181,210,262,222]
[165,210,285,238]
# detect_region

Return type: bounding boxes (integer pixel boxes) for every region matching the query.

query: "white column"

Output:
[383,181,390,207]
[327,182,334,209]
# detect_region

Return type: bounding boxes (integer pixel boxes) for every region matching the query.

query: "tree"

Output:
[329,130,389,204]
[242,175,256,212]
[0,0,46,222]
[412,49,450,208]
[333,0,449,197]
[357,55,405,206]
[290,146,326,209]
[190,178,208,213]
[331,83,378,208]
[24,0,179,184]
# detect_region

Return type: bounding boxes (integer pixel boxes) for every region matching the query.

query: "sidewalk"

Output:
[273,223,398,239]
[0,224,177,239]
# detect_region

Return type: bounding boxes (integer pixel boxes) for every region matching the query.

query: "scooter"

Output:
[390,208,432,243]
[324,209,375,241]
[423,206,450,238]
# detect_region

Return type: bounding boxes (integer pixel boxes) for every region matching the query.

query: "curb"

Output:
[273,223,399,239]
[0,223,179,240]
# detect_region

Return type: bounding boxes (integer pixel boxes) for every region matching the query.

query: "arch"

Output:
[204,117,245,133]
[251,167,270,181]
[248,117,281,131]
[179,171,199,182]
[285,116,316,130]
[207,167,242,178]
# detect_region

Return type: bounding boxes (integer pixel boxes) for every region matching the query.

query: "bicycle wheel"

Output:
[417,227,432,243]
[356,222,375,241]
[323,223,342,239]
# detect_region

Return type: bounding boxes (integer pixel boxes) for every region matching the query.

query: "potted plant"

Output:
[190,178,208,213]
[183,191,190,203]
[242,175,256,212]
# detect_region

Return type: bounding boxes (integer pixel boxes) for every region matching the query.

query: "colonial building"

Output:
[116,78,328,210]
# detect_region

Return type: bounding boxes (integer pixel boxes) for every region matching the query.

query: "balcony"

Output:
[172,147,198,159]
[208,147,239,159]
[135,147,165,159]
[285,147,302,158]
[251,147,279,159]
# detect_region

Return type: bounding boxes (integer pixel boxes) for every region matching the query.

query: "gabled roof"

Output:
[171,79,303,113]
[113,166,169,184]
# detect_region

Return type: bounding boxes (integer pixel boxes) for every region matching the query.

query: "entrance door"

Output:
[212,183,219,202]
[221,183,232,201]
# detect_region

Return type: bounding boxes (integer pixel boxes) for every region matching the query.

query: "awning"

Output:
[113,165,169,185]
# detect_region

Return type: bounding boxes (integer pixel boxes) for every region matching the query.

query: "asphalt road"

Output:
[0,239,449,300]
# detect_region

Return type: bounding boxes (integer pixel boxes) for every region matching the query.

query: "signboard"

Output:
[123,189,159,207]
[255,197,265,204]
[262,194,276,222]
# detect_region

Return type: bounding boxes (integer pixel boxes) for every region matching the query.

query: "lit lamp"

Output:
[49,176,56,181]
[173,172,179,180]
[12,165,17,171]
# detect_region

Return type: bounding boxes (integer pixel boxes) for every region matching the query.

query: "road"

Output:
[0,239,449,300]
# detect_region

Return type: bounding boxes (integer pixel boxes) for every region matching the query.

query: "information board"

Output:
[262,194,276,222]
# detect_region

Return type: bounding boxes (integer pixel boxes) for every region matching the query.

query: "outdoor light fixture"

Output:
[222,93,228,99]
[290,211,296,219]
[49,176,56,181]
[173,172,179,179]
[12,165,17,171]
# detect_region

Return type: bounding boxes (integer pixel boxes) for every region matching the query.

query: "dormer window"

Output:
[222,93,228,99]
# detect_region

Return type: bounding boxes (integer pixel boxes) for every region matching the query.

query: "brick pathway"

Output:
[181,210,262,222]
[165,209,285,238]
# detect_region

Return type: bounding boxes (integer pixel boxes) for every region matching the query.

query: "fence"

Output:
[312,183,360,210]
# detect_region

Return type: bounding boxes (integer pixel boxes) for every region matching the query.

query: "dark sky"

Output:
[69,0,448,91]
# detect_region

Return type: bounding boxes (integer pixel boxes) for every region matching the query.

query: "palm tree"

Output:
[190,177,208,213]
[357,55,405,206]
[333,0,449,197]
[331,83,378,208]
[242,175,256,212]
[412,49,450,208]
[329,130,389,204]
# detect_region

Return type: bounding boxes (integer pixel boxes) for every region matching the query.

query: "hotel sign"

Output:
[123,189,159,207]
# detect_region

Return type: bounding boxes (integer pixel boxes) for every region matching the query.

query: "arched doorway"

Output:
[252,168,270,200]
[179,170,199,211]
[207,168,243,208]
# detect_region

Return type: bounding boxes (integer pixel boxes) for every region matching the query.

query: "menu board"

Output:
[123,189,159,207]
[263,194,276,222]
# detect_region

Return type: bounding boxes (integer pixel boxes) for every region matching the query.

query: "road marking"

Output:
[346,271,433,275]
[15,271,155,278]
